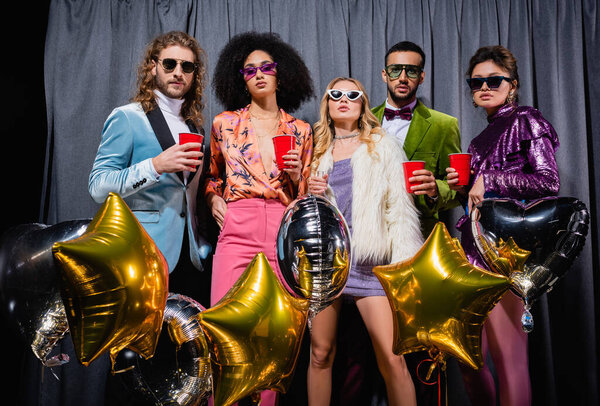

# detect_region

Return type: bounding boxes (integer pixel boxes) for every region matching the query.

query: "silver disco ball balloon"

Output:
[276,195,351,319]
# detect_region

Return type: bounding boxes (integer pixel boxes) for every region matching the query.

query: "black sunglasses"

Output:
[156,58,198,74]
[327,89,363,101]
[384,64,422,79]
[466,76,512,91]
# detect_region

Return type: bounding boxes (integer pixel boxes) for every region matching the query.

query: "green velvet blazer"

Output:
[372,100,462,238]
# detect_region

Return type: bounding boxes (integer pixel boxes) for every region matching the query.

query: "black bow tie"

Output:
[384,107,412,121]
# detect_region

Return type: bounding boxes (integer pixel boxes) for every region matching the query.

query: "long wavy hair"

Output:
[212,31,314,112]
[311,77,383,172]
[132,31,207,127]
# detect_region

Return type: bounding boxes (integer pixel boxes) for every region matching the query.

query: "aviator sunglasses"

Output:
[466,76,512,91]
[384,64,422,79]
[240,62,278,79]
[156,58,198,74]
[327,89,364,101]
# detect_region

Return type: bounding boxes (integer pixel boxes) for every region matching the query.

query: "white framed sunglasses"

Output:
[327,89,364,101]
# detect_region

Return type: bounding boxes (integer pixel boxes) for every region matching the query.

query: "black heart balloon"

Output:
[470,197,589,331]
[0,220,91,365]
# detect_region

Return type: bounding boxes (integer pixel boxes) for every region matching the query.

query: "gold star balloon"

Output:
[373,222,511,373]
[52,192,168,367]
[475,235,531,278]
[198,252,309,406]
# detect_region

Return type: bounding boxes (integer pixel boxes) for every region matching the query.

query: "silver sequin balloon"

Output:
[113,293,212,406]
[0,220,90,366]
[276,195,351,319]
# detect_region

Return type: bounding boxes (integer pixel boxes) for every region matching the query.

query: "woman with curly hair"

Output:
[206,29,314,314]
[307,77,423,406]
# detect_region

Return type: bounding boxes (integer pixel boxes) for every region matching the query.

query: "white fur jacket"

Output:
[315,132,424,264]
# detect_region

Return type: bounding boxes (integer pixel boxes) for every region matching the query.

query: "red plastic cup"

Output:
[402,161,425,193]
[449,153,472,186]
[273,135,296,170]
[179,132,204,153]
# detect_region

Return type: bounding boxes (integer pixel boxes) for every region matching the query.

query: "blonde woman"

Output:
[307,77,423,406]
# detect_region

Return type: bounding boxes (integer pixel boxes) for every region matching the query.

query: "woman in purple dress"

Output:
[307,77,424,406]
[447,45,560,406]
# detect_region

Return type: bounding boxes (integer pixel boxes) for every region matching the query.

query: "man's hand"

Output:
[152,143,203,175]
[409,169,438,198]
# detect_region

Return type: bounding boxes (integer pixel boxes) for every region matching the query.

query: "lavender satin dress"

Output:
[329,158,386,297]
[456,103,560,268]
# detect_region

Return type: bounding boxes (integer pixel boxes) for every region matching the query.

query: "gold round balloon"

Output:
[198,252,309,406]
[373,222,511,372]
[52,192,169,367]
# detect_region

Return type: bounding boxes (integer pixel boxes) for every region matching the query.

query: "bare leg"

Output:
[486,292,531,406]
[355,296,417,406]
[307,299,342,406]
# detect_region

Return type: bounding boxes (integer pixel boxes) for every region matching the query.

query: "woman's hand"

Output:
[467,175,485,214]
[308,174,328,195]
[446,167,468,194]
[282,149,302,184]
[207,193,227,229]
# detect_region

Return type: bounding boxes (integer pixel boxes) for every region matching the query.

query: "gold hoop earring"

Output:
[506,91,515,104]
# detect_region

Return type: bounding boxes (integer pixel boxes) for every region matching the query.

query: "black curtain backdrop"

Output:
[4,1,598,405]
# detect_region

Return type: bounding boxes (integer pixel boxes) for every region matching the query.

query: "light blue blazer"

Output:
[88,102,211,272]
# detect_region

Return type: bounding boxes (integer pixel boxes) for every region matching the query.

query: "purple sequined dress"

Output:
[456,103,560,268]
[329,158,386,296]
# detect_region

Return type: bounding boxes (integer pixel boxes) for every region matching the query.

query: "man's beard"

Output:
[154,75,190,99]
[388,82,418,106]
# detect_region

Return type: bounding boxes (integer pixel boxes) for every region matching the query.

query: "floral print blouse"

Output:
[205,105,313,205]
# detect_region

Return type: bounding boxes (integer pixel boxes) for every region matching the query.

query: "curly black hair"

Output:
[212,31,314,112]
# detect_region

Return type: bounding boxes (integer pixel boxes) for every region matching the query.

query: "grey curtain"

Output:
[38,0,598,405]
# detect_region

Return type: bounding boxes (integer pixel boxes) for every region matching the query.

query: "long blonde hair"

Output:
[312,77,383,172]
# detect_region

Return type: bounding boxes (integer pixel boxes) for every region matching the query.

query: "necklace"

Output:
[250,111,281,138]
[249,109,280,120]
[334,132,360,140]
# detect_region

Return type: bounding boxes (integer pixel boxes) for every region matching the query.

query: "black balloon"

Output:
[113,293,212,406]
[471,197,589,330]
[0,220,91,365]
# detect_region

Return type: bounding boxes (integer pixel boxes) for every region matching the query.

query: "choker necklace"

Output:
[334,132,360,140]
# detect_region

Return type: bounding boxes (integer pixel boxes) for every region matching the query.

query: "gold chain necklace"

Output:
[250,111,280,138]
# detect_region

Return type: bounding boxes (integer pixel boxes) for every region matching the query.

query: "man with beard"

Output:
[366,41,461,406]
[89,31,212,310]
[372,41,461,238]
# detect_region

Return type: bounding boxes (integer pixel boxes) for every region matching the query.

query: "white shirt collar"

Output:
[384,98,417,112]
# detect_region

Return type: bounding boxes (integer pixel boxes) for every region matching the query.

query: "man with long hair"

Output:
[89,31,211,308]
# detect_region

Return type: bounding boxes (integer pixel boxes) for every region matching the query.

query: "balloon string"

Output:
[416,358,442,406]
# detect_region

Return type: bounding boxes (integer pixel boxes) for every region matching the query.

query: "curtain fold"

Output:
[39,0,599,405]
